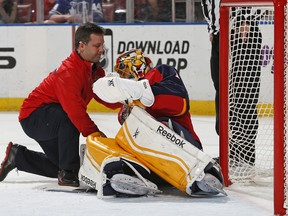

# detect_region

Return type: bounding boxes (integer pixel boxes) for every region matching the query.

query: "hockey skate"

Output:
[109,159,161,196]
[110,174,161,196]
[195,173,227,196]
[190,161,227,196]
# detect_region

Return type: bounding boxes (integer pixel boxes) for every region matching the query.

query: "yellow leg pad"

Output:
[116,126,189,193]
[86,135,138,168]
[79,133,151,197]
[115,107,212,195]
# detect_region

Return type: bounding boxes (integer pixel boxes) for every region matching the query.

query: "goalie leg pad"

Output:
[115,106,226,196]
[79,134,159,198]
[159,117,202,150]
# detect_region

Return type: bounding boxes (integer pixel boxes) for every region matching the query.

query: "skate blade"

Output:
[110,174,162,196]
[196,173,228,196]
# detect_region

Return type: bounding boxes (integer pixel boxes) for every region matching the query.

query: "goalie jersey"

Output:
[131,64,202,149]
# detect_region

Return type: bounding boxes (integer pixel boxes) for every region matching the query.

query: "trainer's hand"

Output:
[99,131,107,137]
[91,131,107,138]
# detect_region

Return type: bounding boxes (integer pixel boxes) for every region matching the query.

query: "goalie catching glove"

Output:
[93,72,155,107]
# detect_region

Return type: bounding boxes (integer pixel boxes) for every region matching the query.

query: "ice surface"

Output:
[0,112,273,216]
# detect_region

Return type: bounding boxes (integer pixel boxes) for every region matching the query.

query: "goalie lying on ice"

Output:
[78,49,227,197]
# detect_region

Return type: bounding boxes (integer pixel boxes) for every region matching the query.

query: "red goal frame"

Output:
[219,0,286,215]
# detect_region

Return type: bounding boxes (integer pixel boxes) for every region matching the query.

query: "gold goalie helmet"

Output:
[114,49,153,80]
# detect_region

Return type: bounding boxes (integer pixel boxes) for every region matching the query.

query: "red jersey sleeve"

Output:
[54,67,98,137]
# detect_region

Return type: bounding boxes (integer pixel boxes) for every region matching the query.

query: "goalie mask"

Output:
[114,49,153,80]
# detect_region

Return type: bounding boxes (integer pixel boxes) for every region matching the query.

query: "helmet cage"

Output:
[114,49,152,80]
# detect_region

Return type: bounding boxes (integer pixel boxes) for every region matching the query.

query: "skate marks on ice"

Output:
[34,181,97,194]
[33,180,229,202]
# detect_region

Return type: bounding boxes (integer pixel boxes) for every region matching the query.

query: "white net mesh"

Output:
[228,7,274,183]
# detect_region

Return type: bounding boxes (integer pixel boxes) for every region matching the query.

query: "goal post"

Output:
[219,0,286,215]
[273,1,285,215]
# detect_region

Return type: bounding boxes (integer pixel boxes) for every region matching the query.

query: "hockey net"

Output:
[220,0,287,215]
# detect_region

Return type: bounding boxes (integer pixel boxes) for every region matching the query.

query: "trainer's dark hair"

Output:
[75,23,105,49]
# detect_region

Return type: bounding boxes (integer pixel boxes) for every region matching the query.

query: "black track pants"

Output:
[16,103,80,178]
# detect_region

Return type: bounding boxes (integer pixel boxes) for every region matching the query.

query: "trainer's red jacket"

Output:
[143,64,201,145]
[19,50,121,137]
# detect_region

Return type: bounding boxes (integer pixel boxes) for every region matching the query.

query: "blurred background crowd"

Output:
[0,0,205,24]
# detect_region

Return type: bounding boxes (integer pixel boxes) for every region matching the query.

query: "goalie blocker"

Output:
[79,106,226,197]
